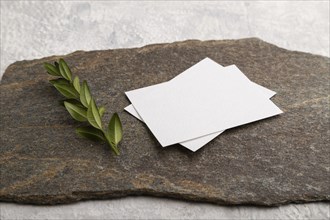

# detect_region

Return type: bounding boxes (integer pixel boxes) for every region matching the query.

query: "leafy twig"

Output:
[44,59,123,155]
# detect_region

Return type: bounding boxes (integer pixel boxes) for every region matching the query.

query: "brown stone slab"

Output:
[0,38,329,206]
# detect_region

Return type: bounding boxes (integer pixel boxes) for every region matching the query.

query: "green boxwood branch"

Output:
[44,58,123,155]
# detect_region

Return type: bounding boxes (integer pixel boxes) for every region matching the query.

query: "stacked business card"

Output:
[124,58,282,152]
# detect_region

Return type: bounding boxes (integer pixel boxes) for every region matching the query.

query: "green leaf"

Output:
[107,113,123,147]
[49,78,70,86]
[64,101,87,122]
[53,83,79,99]
[59,59,72,81]
[76,126,105,142]
[80,80,92,107]
[104,132,120,155]
[87,98,102,129]
[61,99,86,108]
[44,63,61,76]
[73,76,81,93]
[59,99,86,108]
[99,106,105,117]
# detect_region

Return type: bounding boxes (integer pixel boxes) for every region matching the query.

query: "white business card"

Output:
[125,58,282,147]
[125,61,276,151]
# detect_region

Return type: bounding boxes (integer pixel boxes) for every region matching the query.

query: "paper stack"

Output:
[124,58,282,152]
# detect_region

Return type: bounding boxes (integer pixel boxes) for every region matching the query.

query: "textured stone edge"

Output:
[1,187,330,206]
[2,38,329,84]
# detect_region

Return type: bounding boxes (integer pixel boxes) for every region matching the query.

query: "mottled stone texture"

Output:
[0,38,329,206]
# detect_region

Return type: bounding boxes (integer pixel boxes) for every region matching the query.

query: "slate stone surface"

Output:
[0,38,329,206]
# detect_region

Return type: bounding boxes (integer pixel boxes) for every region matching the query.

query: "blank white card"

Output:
[125,62,276,151]
[125,58,282,147]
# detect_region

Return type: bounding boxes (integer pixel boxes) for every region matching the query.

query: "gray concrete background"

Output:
[0,1,329,219]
